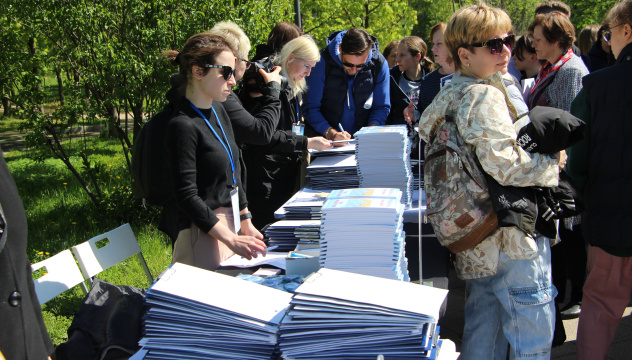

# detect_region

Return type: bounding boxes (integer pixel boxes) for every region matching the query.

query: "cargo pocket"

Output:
[509,284,557,306]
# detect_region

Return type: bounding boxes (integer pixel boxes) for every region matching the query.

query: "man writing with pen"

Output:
[304,28,391,145]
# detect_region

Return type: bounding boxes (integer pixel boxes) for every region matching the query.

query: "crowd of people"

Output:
[2,0,631,359]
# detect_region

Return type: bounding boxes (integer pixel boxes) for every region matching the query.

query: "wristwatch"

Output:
[239,212,252,222]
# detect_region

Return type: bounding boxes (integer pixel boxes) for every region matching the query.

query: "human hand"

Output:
[240,218,263,240]
[557,150,567,170]
[329,130,351,146]
[260,66,282,85]
[224,234,266,260]
[307,136,333,151]
[403,101,415,125]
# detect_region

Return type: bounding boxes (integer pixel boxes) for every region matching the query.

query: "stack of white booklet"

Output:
[275,188,329,221]
[139,263,292,360]
[306,154,359,190]
[265,220,321,251]
[319,188,409,281]
[354,125,413,205]
[278,268,449,360]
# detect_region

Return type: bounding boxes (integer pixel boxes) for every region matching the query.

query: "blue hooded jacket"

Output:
[304,30,390,136]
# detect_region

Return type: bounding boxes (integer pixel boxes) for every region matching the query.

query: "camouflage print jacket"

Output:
[418,72,560,280]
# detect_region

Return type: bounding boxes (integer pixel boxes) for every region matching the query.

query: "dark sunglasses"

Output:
[341,61,365,69]
[603,23,626,42]
[470,34,516,55]
[239,58,252,70]
[204,64,236,80]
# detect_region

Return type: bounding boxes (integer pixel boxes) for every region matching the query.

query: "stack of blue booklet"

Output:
[319,188,409,281]
[354,125,413,205]
[306,154,359,190]
[278,268,449,360]
[265,220,321,251]
[138,263,292,359]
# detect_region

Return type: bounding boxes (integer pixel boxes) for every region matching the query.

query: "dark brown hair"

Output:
[163,33,236,94]
[534,1,571,16]
[529,12,576,51]
[383,40,400,59]
[340,28,374,56]
[267,22,303,54]
[606,0,632,30]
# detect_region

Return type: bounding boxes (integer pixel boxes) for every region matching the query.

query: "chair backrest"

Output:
[71,223,153,284]
[31,249,87,305]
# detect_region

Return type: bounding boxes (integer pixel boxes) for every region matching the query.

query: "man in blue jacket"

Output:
[305,28,390,140]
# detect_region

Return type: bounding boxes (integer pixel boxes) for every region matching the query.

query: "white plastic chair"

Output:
[31,249,88,305]
[71,224,153,288]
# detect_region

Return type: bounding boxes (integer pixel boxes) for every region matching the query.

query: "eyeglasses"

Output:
[603,23,627,42]
[204,64,236,80]
[469,34,516,55]
[239,58,252,70]
[341,61,366,69]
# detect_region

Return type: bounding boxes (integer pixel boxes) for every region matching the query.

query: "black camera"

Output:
[241,58,288,94]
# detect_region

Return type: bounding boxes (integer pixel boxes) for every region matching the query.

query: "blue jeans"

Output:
[461,238,556,360]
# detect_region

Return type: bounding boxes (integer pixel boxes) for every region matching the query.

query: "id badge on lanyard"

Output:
[230,188,241,233]
[292,99,304,136]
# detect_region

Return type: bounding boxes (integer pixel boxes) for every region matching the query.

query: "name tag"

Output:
[292,123,304,136]
[230,188,241,233]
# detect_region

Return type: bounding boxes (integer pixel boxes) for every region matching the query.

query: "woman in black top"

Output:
[164,33,266,270]
[239,35,332,228]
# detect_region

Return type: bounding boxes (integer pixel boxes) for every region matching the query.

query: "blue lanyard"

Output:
[189,102,236,186]
[295,100,300,124]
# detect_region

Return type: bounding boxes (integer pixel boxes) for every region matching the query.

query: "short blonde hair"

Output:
[275,35,320,98]
[444,3,513,71]
[208,21,251,60]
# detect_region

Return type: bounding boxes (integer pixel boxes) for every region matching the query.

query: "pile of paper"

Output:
[265,220,321,252]
[274,188,329,221]
[354,125,413,205]
[306,154,359,190]
[278,268,449,360]
[319,189,409,281]
[139,263,292,360]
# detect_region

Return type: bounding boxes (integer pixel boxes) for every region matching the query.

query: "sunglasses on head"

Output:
[470,34,516,55]
[341,61,365,69]
[204,64,236,80]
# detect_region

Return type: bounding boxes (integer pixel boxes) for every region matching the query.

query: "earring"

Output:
[467,63,471,67]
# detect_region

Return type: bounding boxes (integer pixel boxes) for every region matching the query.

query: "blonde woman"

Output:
[418,4,562,359]
[239,35,332,228]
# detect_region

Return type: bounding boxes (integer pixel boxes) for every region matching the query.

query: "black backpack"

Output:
[131,102,177,206]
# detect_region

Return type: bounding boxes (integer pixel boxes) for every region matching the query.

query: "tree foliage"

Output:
[1,0,293,209]
[300,0,418,50]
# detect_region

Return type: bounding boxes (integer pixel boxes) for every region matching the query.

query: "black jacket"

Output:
[0,153,54,359]
[239,65,309,228]
[583,41,615,73]
[579,43,632,251]
[488,106,585,238]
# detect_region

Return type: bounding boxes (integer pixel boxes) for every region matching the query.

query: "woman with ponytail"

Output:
[386,36,433,126]
[163,33,267,271]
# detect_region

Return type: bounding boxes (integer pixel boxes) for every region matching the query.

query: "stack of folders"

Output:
[309,142,356,158]
[139,263,292,360]
[283,201,324,220]
[265,220,321,251]
[306,154,359,190]
[354,125,413,205]
[278,268,450,360]
[319,190,409,281]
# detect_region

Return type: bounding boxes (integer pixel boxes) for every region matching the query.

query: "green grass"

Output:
[4,136,172,347]
[0,117,25,133]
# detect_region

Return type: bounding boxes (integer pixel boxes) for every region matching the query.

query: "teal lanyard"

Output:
[189,103,236,186]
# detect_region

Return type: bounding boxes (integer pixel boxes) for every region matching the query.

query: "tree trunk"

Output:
[131,103,143,142]
[55,68,65,105]
[1,96,10,117]
[27,38,44,113]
